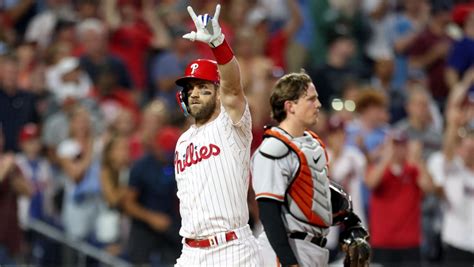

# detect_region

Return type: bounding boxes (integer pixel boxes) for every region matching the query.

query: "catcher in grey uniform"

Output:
[251,72,370,267]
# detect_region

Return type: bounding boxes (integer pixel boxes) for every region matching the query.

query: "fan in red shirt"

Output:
[247,0,302,71]
[365,130,435,267]
[105,0,171,90]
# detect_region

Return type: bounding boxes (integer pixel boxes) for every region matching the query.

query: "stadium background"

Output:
[0,0,473,266]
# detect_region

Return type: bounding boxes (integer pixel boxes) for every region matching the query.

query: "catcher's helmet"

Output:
[175,59,220,116]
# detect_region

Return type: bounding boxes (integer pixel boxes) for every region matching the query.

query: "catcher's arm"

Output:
[330,181,371,267]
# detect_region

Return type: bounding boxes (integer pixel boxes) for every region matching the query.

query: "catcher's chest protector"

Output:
[264,129,333,227]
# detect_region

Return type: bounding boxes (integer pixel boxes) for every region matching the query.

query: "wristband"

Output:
[211,39,234,65]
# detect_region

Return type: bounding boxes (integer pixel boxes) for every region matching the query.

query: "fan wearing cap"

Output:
[173,4,262,267]
[365,129,435,266]
[15,123,54,246]
[428,75,474,265]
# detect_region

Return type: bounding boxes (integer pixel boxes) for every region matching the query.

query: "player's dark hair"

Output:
[270,71,312,122]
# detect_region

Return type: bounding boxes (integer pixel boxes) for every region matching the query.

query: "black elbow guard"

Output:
[329,180,352,225]
[329,180,370,242]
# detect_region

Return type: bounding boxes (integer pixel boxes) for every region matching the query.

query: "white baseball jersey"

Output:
[174,103,252,238]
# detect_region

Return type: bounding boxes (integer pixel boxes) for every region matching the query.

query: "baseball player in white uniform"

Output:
[173,4,262,266]
[251,72,370,267]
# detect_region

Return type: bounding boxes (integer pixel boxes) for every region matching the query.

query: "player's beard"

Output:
[190,97,217,123]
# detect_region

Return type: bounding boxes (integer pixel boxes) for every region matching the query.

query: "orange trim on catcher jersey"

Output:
[264,129,330,228]
[256,192,285,200]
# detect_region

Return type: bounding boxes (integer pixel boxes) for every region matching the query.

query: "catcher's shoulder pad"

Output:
[258,136,290,159]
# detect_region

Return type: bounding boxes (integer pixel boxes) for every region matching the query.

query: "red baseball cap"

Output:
[452,3,474,26]
[19,123,40,143]
[175,59,220,87]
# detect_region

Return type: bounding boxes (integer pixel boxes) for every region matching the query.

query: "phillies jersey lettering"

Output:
[175,143,221,173]
[174,104,252,238]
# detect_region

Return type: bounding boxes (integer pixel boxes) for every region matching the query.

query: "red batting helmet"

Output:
[175,59,220,87]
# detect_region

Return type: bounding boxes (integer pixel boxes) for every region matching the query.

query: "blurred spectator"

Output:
[123,128,180,266]
[395,85,445,261]
[371,53,395,93]
[99,134,131,255]
[286,0,314,73]
[233,26,280,151]
[154,126,181,163]
[104,0,171,91]
[388,0,430,91]
[395,85,443,158]
[345,89,390,217]
[149,25,196,108]
[427,69,474,266]
[365,130,435,267]
[327,115,367,226]
[0,53,40,152]
[445,3,474,91]
[325,114,367,260]
[314,0,371,68]
[0,125,33,264]
[106,108,136,141]
[247,0,302,70]
[15,41,42,92]
[437,127,474,265]
[362,0,395,66]
[308,24,360,109]
[345,89,390,162]
[41,98,103,165]
[50,19,77,51]
[0,0,36,38]
[407,0,453,108]
[24,0,76,49]
[56,105,103,240]
[45,56,92,105]
[77,18,133,90]
[88,65,140,127]
[129,99,169,161]
[44,36,73,68]
[235,27,275,96]
[16,123,54,226]
[370,53,406,123]
[15,123,58,265]
[75,0,99,20]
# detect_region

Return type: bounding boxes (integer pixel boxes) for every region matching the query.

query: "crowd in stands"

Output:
[0,0,473,266]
